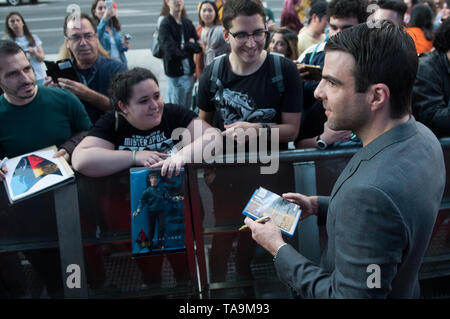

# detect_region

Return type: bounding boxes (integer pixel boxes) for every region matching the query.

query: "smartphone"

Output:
[44,59,79,83]
[297,64,322,81]
[105,0,113,9]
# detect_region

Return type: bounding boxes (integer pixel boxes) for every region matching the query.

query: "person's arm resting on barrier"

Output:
[152,118,222,178]
[72,137,168,177]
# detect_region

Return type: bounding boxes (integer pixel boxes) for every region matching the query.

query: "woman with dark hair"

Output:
[406,4,435,54]
[72,67,213,177]
[195,0,230,80]
[404,0,420,23]
[268,28,299,60]
[4,12,46,84]
[91,0,129,66]
[72,68,216,287]
[280,0,303,34]
[159,0,202,109]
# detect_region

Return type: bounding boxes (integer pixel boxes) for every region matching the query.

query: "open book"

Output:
[2,146,74,204]
[242,187,302,236]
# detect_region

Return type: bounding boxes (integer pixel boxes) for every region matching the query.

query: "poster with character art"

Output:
[130,167,186,256]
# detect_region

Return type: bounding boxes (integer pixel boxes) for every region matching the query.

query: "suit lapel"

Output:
[330,153,363,199]
[330,117,418,200]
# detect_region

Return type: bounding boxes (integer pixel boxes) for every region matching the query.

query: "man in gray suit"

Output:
[244,21,446,298]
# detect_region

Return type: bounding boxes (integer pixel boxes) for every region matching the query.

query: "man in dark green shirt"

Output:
[0,41,92,163]
[0,40,91,298]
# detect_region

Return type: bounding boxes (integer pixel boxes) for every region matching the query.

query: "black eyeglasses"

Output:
[227,29,270,44]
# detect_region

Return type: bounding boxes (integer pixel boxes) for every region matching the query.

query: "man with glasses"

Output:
[47,13,127,124]
[197,0,302,147]
[196,0,303,289]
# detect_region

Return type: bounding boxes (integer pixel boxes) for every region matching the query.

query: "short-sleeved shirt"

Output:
[73,55,127,123]
[87,104,196,154]
[197,52,303,130]
[0,85,92,158]
[14,34,46,81]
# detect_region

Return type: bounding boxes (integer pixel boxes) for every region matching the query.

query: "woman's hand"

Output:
[103,6,115,20]
[135,150,168,167]
[27,47,37,56]
[150,153,185,178]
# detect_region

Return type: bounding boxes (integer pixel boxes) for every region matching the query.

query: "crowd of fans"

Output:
[1,0,449,152]
[0,0,450,298]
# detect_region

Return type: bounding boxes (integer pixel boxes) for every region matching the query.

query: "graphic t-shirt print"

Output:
[214,88,276,125]
[118,130,177,154]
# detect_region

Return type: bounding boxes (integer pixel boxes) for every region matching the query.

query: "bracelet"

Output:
[132,150,136,166]
[273,243,288,262]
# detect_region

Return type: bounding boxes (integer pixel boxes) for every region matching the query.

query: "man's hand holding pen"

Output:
[244,217,286,257]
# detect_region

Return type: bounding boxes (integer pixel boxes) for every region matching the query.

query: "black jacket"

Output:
[159,14,201,77]
[412,51,450,137]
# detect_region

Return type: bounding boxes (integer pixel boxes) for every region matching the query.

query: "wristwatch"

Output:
[316,135,328,150]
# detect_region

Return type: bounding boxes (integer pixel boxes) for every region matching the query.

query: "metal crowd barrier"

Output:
[0,138,449,298]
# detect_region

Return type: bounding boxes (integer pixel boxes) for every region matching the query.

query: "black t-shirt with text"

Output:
[87,104,196,154]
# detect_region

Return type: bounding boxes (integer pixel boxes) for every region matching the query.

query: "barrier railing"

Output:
[0,138,449,298]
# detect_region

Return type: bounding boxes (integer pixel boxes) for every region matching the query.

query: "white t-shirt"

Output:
[15,34,46,81]
[109,33,120,61]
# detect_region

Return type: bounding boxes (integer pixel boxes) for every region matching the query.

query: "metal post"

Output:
[53,182,88,298]
[293,161,321,264]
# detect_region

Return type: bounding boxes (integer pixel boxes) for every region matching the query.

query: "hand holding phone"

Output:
[297,63,322,82]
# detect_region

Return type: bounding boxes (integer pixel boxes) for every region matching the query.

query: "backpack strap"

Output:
[209,52,285,97]
[268,51,285,96]
[209,53,227,96]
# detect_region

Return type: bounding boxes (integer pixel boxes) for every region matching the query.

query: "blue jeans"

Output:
[166,74,194,109]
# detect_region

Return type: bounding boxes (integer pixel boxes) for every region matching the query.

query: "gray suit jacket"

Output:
[275,117,445,298]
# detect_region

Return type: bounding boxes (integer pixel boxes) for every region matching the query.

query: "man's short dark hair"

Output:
[325,20,418,118]
[433,18,450,53]
[377,0,407,19]
[327,0,369,23]
[222,0,266,30]
[0,39,24,57]
[309,0,328,23]
[109,67,159,110]
[0,40,24,71]
[63,12,97,36]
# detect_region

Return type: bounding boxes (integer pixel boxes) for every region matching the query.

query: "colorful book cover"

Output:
[242,187,302,236]
[130,168,186,256]
[2,145,74,204]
